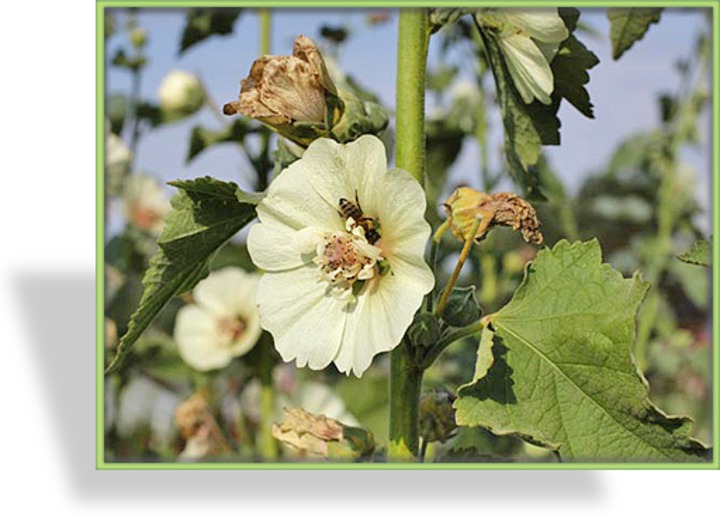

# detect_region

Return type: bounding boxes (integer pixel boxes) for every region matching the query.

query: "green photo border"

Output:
[96,0,720,470]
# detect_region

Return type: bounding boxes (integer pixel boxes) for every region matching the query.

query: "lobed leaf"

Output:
[105,177,261,374]
[455,239,710,462]
[608,8,663,60]
[552,33,600,118]
[677,239,712,268]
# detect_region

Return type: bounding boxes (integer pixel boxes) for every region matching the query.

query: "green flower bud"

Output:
[130,27,148,49]
[407,312,442,348]
[419,390,457,443]
[440,286,482,327]
[330,89,389,143]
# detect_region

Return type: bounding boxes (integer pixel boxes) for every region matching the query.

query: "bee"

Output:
[338,192,381,244]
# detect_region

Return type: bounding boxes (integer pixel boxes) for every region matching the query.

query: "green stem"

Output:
[425,220,449,312]
[389,344,424,460]
[257,336,278,460]
[394,9,429,186]
[127,64,143,170]
[389,9,429,461]
[436,217,481,317]
[421,320,484,369]
[254,10,277,461]
[257,8,273,191]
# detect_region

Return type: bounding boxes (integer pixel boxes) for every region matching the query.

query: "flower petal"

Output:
[256,266,346,370]
[499,33,554,105]
[248,223,324,272]
[193,268,256,317]
[375,168,433,268]
[301,136,386,218]
[258,154,343,232]
[334,268,427,377]
[503,9,569,43]
[174,306,232,371]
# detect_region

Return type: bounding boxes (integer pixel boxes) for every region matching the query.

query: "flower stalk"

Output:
[389,9,429,461]
[257,8,273,191]
[256,9,277,460]
[435,217,482,318]
[257,335,278,460]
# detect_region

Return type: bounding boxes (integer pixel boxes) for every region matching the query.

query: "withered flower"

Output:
[174,393,230,461]
[223,35,342,145]
[443,187,543,245]
[271,407,374,460]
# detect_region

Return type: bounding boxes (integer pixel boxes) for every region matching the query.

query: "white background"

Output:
[0,1,716,513]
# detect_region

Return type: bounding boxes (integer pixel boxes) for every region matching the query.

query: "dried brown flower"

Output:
[223,36,341,145]
[271,407,374,460]
[443,187,543,245]
[174,393,230,460]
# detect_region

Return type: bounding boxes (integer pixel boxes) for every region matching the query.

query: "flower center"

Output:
[313,222,384,296]
[131,204,162,231]
[217,316,247,345]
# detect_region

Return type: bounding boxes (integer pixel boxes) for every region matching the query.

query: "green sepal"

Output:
[407,312,443,348]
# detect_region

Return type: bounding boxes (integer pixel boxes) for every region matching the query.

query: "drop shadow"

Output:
[15,271,603,503]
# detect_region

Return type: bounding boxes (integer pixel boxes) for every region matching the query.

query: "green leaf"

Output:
[480,29,557,198]
[179,8,243,55]
[677,239,712,267]
[187,119,252,163]
[608,8,663,60]
[455,239,710,462]
[105,177,260,374]
[552,34,600,118]
[429,8,473,34]
[550,8,599,119]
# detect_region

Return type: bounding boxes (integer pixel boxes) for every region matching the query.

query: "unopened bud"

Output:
[443,187,543,245]
[407,312,442,348]
[419,390,458,443]
[130,28,148,49]
[158,70,205,118]
[441,286,482,327]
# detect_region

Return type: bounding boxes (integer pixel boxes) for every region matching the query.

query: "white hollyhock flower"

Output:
[477,8,569,105]
[121,174,170,235]
[174,267,262,371]
[248,135,434,377]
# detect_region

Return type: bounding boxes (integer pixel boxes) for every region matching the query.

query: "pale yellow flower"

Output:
[121,174,170,235]
[174,267,262,371]
[247,135,434,377]
[477,8,569,105]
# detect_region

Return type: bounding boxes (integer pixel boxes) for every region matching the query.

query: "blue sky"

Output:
[106,8,712,231]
